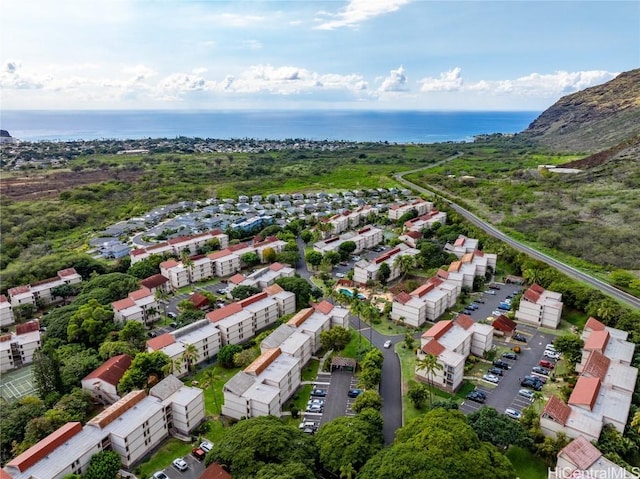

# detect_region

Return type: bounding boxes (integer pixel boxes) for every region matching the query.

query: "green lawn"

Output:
[506,446,548,479]
[184,364,241,416]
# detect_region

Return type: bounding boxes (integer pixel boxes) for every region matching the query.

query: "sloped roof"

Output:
[208,249,232,260]
[228,273,246,285]
[313,300,334,315]
[568,377,601,410]
[448,261,461,272]
[224,371,255,396]
[160,259,180,269]
[199,462,232,479]
[460,253,474,263]
[454,314,474,330]
[147,333,176,350]
[543,395,571,425]
[523,288,541,303]
[421,339,445,356]
[530,283,545,294]
[16,320,40,335]
[86,390,146,429]
[239,291,268,307]
[492,314,517,333]
[584,330,610,351]
[581,351,610,380]
[263,284,285,295]
[454,236,466,247]
[584,317,606,332]
[244,348,281,376]
[269,262,285,271]
[559,435,602,470]
[288,308,314,327]
[112,297,136,311]
[412,283,434,297]
[141,274,169,289]
[83,354,132,386]
[149,374,183,400]
[395,291,412,304]
[0,294,8,303]
[207,302,243,322]
[129,287,153,300]
[57,267,79,277]
[422,320,453,340]
[189,292,209,309]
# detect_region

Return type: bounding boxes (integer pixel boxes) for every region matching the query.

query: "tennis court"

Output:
[0,365,37,402]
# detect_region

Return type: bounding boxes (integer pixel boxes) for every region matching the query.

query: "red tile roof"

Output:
[147,333,176,351]
[581,351,610,380]
[436,269,449,279]
[245,348,281,376]
[269,262,285,272]
[190,293,209,309]
[584,330,609,352]
[239,292,268,307]
[8,285,30,296]
[263,284,285,295]
[83,354,132,386]
[460,253,474,263]
[559,435,602,470]
[15,320,39,335]
[112,297,136,311]
[87,390,146,428]
[288,308,314,327]
[6,422,83,472]
[421,339,445,356]
[1,468,13,479]
[448,261,461,272]
[454,237,465,247]
[129,287,152,301]
[395,291,412,304]
[199,462,232,479]
[492,315,516,333]
[422,320,453,340]
[141,274,169,289]
[530,283,545,294]
[0,294,8,303]
[454,314,474,330]
[412,283,434,297]
[523,288,541,303]
[160,259,179,269]
[207,303,243,322]
[228,273,246,285]
[584,317,605,332]
[568,376,601,410]
[313,300,334,315]
[57,267,79,277]
[208,250,232,260]
[543,395,571,425]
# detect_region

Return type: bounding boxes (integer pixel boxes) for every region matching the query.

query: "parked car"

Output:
[526,373,547,384]
[169,322,178,328]
[335,273,345,278]
[466,390,486,403]
[463,309,474,315]
[539,359,555,369]
[485,290,497,295]
[488,367,504,377]
[192,448,206,461]
[518,388,535,399]
[513,333,528,343]
[153,472,169,479]
[173,458,188,472]
[200,441,213,453]
[348,389,363,398]
[488,284,501,290]
[520,378,542,391]
[299,421,318,431]
[306,404,324,413]
[311,388,327,397]
[505,408,522,420]
[491,310,504,316]
[483,374,500,384]
[384,340,393,349]
[532,366,551,376]
[502,352,518,360]
[468,303,479,310]
[545,344,557,352]
[544,350,561,360]
[475,298,485,304]
[492,360,510,370]
[216,288,228,294]
[308,399,325,406]
[167,312,177,318]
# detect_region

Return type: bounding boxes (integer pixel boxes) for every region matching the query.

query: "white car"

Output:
[153,472,168,479]
[543,350,561,360]
[383,340,392,349]
[200,440,213,453]
[505,408,522,420]
[172,458,188,472]
[335,272,345,278]
[545,344,557,352]
[483,374,500,384]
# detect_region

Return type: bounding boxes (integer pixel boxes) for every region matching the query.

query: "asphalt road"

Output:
[394,167,640,311]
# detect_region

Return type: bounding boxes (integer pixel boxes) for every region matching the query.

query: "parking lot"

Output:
[151,451,206,479]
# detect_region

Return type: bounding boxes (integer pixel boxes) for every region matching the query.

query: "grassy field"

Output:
[506,446,548,479]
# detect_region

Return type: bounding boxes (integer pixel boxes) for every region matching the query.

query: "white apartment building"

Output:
[0,295,14,327]
[81,354,133,405]
[391,276,460,327]
[443,235,479,258]
[222,347,301,420]
[515,284,563,329]
[130,230,229,264]
[111,287,159,325]
[388,199,432,220]
[0,321,41,373]
[436,250,497,290]
[323,205,375,235]
[541,317,637,442]
[353,243,420,285]
[416,315,494,392]
[160,259,191,290]
[403,209,447,232]
[149,375,206,436]
[313,226,383,254]
[260,324,314,367]
[227,263,295,294]
[8,268,82,308]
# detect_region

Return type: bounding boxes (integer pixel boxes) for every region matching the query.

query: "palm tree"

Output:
[155,288,170,318]
[181,344,199,374]
[316,221,333,239]
[416,353,443,408]
[203,367,220,416]
[162,357,182,376]
[362,303,377,345]
[339,463,356,479]
[349,299,365,351]
[394,254,415,280]
[531,391,545,413]
[180,250,194,284]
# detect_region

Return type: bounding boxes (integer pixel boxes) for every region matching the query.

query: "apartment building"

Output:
[8,268,82,308]
[130,230,229,264]
[403,209,448,232]
[416,316,494,392]
[160,259,191,290]
[388,199,433,221]
[324,205,374,235]
[313,226,383,254]
[443,235,479,258]
[515,284,563,329]
[0,295,14,327]
[111,287,159,325]
[438,250,497,290]
[81,354,133,405]
[147,319,222,376]
[227,262,295,294]
[3,380,205,478]
[140,273,170,294]
[391,276,460,327]
[260,324,314,366]
[353,243,420,285]
[0,321,41,374]
[221,347,302,420]
[285,301,349,352]
[549,435,639,479]
[540,317,637,442]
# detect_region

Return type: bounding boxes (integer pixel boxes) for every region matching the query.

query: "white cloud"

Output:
[315,0,410,30]
[378,66,408,92]
[242,40,263,50]
[0,61,48,89]
[419,67,463,92]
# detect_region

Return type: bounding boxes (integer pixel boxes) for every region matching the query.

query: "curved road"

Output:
[394,164,640,311]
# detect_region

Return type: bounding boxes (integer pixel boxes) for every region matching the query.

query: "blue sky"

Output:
[1,0,638,110]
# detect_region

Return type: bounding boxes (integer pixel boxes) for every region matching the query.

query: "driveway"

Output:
[155,451,205,479]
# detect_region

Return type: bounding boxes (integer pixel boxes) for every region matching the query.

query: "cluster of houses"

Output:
[4,268,83,313]
[516,283,564,329]
[0,320,41,374]
[222,300,349,420]
[313,226,384,255]
[541,317,638,443]
[2,374,205,479]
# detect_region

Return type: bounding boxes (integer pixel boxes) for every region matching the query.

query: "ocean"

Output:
[0,110,540,144]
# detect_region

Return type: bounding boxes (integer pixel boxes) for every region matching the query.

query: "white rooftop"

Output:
[102,396,164,437]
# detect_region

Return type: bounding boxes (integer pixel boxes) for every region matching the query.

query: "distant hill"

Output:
[521,68,640,153]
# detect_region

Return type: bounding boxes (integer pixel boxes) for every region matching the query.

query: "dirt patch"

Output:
[0,169,143,201]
